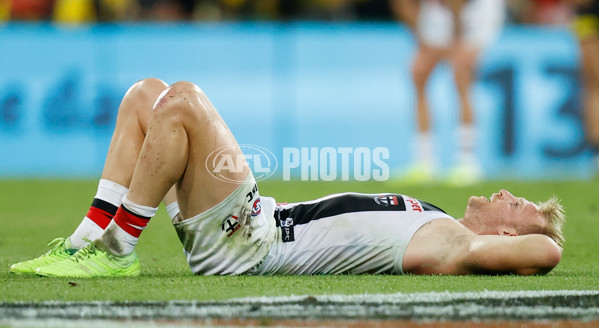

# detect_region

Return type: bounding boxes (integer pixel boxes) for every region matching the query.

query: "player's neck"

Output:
[457,217,480,234]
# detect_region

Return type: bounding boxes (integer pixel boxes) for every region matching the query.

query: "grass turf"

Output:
[1,178,598,302]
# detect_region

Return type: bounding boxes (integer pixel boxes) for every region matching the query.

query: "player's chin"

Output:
[466,196,488,210]
[467,196,484,206]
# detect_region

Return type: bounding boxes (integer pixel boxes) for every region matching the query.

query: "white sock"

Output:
[121,195,159,217]
[415,131,434,167]
[458,124,477,166]
[69,179,128,249]
[100,195,158,256]
[166,201,182,223]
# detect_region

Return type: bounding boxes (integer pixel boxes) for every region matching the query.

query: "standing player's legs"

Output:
[404,44,444,182]
[579,35,599,168]
[444,0,504,185]
[37,81,252,277]
[450,44,478,132]
[446,44,483,185]
[9,78,175,274]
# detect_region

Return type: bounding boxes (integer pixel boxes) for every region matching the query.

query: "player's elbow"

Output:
[541,241,562,273]
[518,236,563,276]
[539,235,562,270]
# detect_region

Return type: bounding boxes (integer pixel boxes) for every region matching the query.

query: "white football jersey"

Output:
[251,192,454,275]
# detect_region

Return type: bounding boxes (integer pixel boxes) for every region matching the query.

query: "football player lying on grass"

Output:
[10,78,565,277]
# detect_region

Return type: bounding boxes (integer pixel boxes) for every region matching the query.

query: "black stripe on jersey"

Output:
[420,201,446,213]
[91,198,118,215]
[275,193,446,227]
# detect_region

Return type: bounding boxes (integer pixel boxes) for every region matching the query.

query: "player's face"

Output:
[464,189,544,236]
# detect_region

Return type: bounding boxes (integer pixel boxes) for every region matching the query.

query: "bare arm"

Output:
[461,234,562,275]
[403,219,562,275]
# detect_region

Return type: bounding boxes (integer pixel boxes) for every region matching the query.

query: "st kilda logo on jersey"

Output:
[223,184,261,238]
[222,214,240,237]
[374,195,399,207]
[251,198,262,216]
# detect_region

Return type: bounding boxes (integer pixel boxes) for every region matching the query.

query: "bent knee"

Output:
[127,78,169,99]
[152,81,211,122]
[169,81,204,94]
[117,78,168,120]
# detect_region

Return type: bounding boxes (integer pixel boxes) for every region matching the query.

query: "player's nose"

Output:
[500,189,515,199]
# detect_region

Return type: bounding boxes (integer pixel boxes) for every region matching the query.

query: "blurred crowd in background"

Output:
[0,0,575,25]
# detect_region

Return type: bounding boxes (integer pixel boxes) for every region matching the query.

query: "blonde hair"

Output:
[536,196,566,249]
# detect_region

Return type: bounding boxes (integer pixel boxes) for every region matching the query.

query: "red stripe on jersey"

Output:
[113,206,150,238]
[86,207,114,229]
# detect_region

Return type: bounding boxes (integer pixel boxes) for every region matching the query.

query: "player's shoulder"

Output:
[403,218,474,275]
[408,218,474,254]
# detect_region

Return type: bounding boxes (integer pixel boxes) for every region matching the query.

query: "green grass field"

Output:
[1,178,598,302]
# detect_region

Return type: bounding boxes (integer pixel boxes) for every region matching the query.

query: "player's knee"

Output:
[452,58,474,79]
[151,81,209,123]
[170,81,203,93]
[126,78,168,101]
[136,77,169,90]
[119,78,168,116]
[412,62,431,88]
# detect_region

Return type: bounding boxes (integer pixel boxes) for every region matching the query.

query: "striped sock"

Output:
[86,199,118,230]
[69,179,128,249]
[100,195,158,255]
[113,205,151,238]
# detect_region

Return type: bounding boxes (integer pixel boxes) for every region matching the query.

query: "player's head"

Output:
[462,189,565,248]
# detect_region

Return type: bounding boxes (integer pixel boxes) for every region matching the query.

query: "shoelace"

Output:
[71,239,99,263]
[45,238,66,256]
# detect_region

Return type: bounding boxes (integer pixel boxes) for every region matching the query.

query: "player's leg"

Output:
[404,44,444,182]
[37,81,255,277]
[580,35,599,168]
[446,44,483,185]
[451,44,478,131]
[99,81,249,256]
[10,78,170,274]
[68,78,170,248]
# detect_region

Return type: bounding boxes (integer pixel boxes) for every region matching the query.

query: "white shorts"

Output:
[418,0,505,48]
[173,173,276,275]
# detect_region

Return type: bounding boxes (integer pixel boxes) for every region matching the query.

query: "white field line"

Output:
[228,289,599,304]
[2,290,599,321]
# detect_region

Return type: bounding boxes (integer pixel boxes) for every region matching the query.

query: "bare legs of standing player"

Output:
[406,43,444,183]
[405,43,482,185]
[579,34,599,170]
[446,42,484,185]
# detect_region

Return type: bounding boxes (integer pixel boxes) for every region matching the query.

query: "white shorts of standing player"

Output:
[417,0,506,49]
